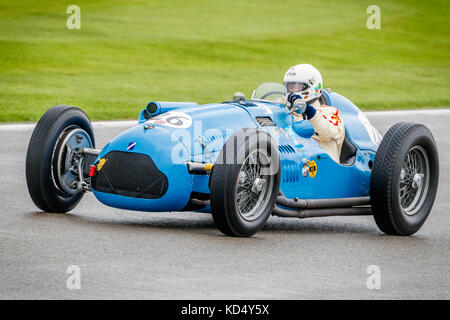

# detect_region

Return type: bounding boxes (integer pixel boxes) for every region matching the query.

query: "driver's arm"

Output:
[309,106,345,142]
[288,92,344,143]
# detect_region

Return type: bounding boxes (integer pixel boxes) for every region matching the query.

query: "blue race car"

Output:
[26,82,439,237]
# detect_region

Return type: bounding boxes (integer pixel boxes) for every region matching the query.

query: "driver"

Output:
[284,64,345,163]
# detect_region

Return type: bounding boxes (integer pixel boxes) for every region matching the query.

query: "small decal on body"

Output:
[127,142,136,150]
[308,160,317,178]
[97,158,107,171]
[302,164,308,177]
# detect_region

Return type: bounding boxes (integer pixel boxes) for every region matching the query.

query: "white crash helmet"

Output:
[283,64,323,102]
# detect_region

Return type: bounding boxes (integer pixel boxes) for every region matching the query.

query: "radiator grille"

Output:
[91,151,168,199]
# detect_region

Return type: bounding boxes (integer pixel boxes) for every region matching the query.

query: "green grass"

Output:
[0,0,449,122]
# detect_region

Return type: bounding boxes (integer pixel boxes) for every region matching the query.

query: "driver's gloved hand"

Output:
[287,93,316,120]
[287,93,307,115]
[287,93,301,105]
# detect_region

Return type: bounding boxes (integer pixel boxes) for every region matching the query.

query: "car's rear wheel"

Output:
[370,122,439,235]
[210,129,281,237]
[26,105,95,213]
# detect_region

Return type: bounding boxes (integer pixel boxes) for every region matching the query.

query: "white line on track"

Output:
[1,109,449,131]
[363,109,450,116]
[0,120,137,131]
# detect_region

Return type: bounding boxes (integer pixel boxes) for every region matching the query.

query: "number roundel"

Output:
[149,111,193,128]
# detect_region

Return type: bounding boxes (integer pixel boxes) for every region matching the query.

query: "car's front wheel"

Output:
[370,122,439,235]
[210,129,281,237]
[26,105,95,213]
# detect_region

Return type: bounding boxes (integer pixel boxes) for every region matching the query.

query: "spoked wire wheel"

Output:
[210,129,281,237]
[370,122,439,236]
[399,146,430,216]
[235,149,274,221]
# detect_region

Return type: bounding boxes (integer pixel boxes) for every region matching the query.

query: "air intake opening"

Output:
[92,151,168,199]
[256,117,275,127]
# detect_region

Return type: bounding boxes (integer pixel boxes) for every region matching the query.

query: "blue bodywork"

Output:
[91,91,379,212]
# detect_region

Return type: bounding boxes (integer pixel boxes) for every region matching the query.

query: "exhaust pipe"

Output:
[272,206,372,218]
[273,191,372,218]
[276,194,371,209]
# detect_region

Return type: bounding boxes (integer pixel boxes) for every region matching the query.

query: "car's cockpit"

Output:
[249,82,357,165]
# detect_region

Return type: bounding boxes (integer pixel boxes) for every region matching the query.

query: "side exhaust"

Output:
[272,206,372,218]
[272,192,372,219]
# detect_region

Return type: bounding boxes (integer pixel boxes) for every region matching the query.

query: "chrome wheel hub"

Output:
[52,127,93,195]
[412,173,424,189]
[252,177,266,193]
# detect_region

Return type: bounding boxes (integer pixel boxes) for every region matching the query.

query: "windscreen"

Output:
[251,82,287,103]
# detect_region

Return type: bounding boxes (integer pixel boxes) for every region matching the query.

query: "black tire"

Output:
[370,122,439,235]
[210,129,281,237]
[26,105,95,213]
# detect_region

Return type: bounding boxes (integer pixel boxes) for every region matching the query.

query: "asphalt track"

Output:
[1,110,449,299]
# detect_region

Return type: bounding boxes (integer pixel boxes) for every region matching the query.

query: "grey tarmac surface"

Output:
[0,110,449,299]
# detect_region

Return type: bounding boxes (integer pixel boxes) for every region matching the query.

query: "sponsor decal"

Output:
[308,160,317,178]
[97,158,107,171]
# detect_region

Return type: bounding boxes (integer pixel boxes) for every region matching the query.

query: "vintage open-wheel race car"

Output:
[25,83,439,237]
